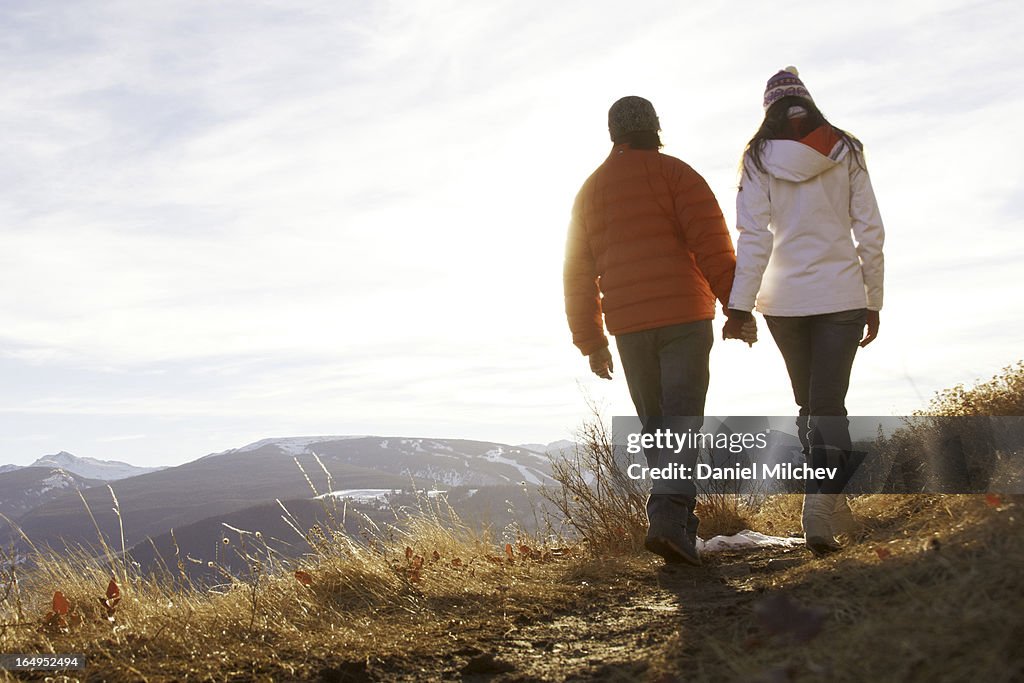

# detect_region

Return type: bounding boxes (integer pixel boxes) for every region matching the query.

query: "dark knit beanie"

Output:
[763,66,813,111]
[608,96,660,141]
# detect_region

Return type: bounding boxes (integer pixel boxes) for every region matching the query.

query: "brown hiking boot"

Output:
[645,516,701,567]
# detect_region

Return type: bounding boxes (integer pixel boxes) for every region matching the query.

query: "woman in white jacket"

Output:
[727,67,885,555]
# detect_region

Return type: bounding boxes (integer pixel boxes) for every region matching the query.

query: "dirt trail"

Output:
[317,495,1022,682]
[483,546,805,682]
[357,544,811,682]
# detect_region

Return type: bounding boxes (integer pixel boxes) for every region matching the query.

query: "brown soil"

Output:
[330,546,806,683]
[314,495,1022,683]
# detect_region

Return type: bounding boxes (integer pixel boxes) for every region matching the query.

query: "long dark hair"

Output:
[742,96,863,177]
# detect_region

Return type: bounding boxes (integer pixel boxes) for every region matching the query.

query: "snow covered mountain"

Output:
[0,467,104,520]
[23,451,165,481]
[228,436,557,487]
[518,440,577,457]
[5,435,558,555]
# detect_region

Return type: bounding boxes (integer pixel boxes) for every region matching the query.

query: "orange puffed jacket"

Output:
[564,144,736,355]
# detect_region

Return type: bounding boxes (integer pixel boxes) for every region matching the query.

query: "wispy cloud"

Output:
[96,434,147,443]
[0,0,1021,465]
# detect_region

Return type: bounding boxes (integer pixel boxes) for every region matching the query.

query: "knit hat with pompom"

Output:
[763,66,813,111]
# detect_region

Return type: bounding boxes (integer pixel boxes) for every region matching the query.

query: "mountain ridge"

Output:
[0,467,105,521]
[1,435,565,556]
[0,451,165,482]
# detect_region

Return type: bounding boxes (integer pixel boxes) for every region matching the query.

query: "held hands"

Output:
[588,346,614,380]
[723,309,758,347]
[587,310,761,380]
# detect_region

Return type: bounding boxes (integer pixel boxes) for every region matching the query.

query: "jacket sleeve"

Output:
[674,167,736,308]
[563,189,608,355]
[728,158,773,312]
[849,153,885,311]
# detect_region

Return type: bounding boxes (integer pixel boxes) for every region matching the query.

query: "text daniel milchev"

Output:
[624,428,838,482]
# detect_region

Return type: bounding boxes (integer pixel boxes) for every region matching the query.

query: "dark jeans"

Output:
[765,309,866,494]
[615,320,712,506]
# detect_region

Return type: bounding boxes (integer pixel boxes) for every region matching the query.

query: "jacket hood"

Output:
[762,139,848,182]
[761,125,848,182]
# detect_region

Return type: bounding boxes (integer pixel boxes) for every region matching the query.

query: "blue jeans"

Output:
[615,320,712,505]
[765,309,866,494]
[614,320,713,420]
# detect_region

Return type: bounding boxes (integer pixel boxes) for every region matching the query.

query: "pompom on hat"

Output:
[763,66,813,111]
[608,96,660,141]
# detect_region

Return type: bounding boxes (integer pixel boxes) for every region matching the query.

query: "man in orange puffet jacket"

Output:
[563,96,753,568]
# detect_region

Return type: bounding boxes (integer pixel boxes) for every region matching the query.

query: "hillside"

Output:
[0,467,104,521]
[1,436,555,556]
[0,493,1018,681]
[127,484,543,582]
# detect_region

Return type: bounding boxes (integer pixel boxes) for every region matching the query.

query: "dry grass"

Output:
[873,362,1024,494]
[0,493,585,682]
[540,408,648,553]
[2,491,1019,681]
[746,492,804,537]
[694,482,764,539]
[921,361,1024,417]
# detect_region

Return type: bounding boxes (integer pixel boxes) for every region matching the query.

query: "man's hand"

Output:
[723,309,758,347]
[588,346,614,380]
[860,310,880,347]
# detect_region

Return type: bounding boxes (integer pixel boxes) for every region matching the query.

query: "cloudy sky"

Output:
[2,0,1022,467]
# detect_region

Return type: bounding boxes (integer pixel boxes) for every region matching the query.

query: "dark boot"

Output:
[645,495,701,566]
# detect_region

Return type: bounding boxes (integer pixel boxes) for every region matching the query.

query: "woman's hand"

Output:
[723,309,758,346]
[860,310,880,347]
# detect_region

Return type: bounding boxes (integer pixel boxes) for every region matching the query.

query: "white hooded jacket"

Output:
[728,135,884,316]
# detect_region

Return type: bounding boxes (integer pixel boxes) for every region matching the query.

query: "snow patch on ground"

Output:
[408,468,470,487]
[317,488,448,503]
[699,530,804,553]
[484,448,553,486]
[316,488,396,503]
[508,447,562,464]
[36,472,72,495]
